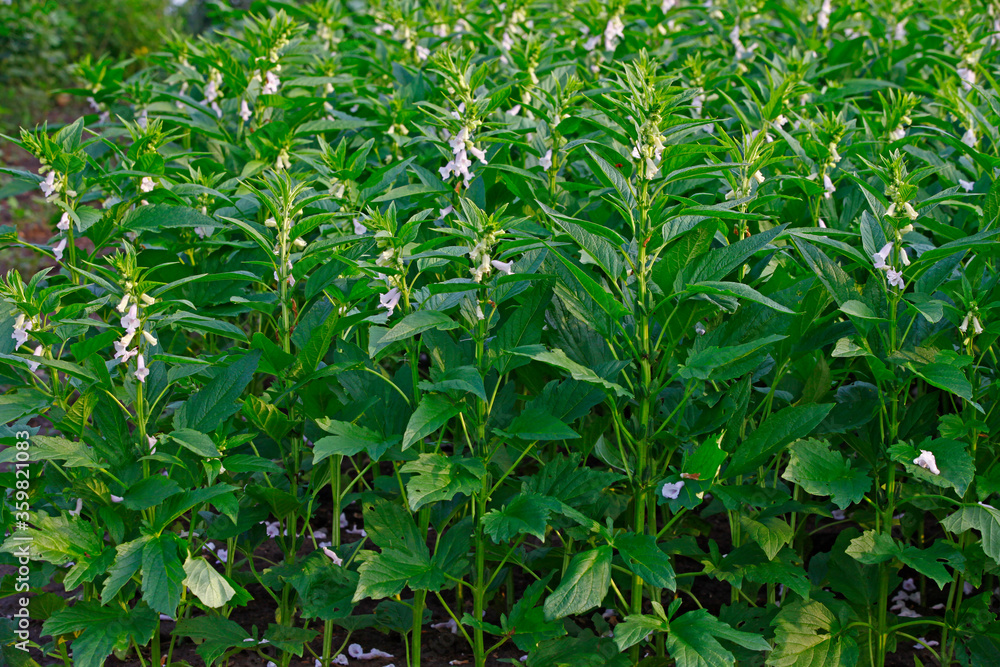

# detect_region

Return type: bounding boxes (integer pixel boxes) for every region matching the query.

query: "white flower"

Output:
[893,19,907,41]
[914,638,940,650]
[53,238,67,262]
[348,644,394,660]
[817,0,833,30]
[353,218,368,235]
[116,294,131,313]
[121,304,140,333]
[539,149,553,170]
[440,125,487,188]
[886,203,896,217]
[140,177,156,193]
[322,546,343,566]
[886,268,905,290]
[729,25,757,60]
[506,105,522,116]
[959,179,975,192]
[27,345,43,373]
[266,521,280,538]
[110,494,124,503]
[431,618,459,634]
[491,259,514,275]
[872,242,893,270]
[40,171,58,197]
[661,480,685,500]
[831,509,846,520]
[694,322,706,336]
[134,354,149,383]
[957,65,976,92]
[148,434,157,454]
[889,126,906,141]
[114,333,138,362]
[913,450,940,475]
[142,330,158,346]
[416,45,430,61]
[239,99,252,122]
[822,173,835,199]
[903,202,918,220]
[959,313,971,333]
[661,0,676,11]
[68,498,84,516]
[753,170,765,184]
[57,211,71,231]
[379,288,402,316]
[604,13,625,51]
[12,313,32,348]
[262,70,281,95]
[818,218,827,228]
[962,127,976,147]
[340,512,349,528]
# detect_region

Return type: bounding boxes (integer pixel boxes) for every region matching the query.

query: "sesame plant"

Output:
[1,1,1000,667]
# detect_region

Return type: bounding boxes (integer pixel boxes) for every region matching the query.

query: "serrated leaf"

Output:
[400,453,484,511]
[402,394,460,450]
[543,546,612,620]
[781,438,871,509]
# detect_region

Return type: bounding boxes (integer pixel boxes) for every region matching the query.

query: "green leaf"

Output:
[141,534,185,616]
[499,407,580,441]
[942,504,1000,566]
[543,546,612,620]
[681,335,786,381]
[505,574,566,651]
[101,537,149,603]
[402,394,460,450]
[313,421,399,463]
[667,609,771,667]
[483,493,561,543]
[613,614,668,651]
[888,438,975,496]
[725,405,835,479]
[354,547,444,600]
[183,557,236,608]
[173,351,260,432]
[121,204,219,231]
[739,516,794,561]
[686,225,787,283]
[174,616,250,665]
[767,600,858,667]
[121,476,182,511]
[169,428,220,458]
[614,532,676,590]
[846,531,961,588]
[400,453,485,511]
[369,310,457,358]
[910,361,974,403]
[43,601,157,667]
[419,366,487,400]
[687,281,795,314]
[781,438,871,509]
[284,550,358,620]
[518,348,629,397]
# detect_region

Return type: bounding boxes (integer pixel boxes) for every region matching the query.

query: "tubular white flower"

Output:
[12,314,32,349]
[40,171,58,197]
[959,179,974,192]
[140,177,156,193]
[121,304,140,333]
[57,211,71,231]
[491,259,514,275]
[134,354,149,383]
[885,203,896,217]
[959,313,971,333]
[53,238,67,262]
[539,149,553,170]
[661,480,685,500]
[353,218,368,235]
[27,345,43,373]
[379,288,402,316]
[142,330,158,346]
[913,450,940,475]
[822,173,835,199]
[962,128,976,147]
[872,242,893,270]
[903,202,918,220]
[322,546,343,566]
[239,99,252,122]
[886,267,905,289]
[973,316,984,335]
[116,294,131,313]
[818,0,833,30]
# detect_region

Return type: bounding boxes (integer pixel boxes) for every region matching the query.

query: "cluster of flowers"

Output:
[439,117,489,189]
[468,229,513,283]
[113,292,157,383]
[11,313,44,372]
[265,216,304,287]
